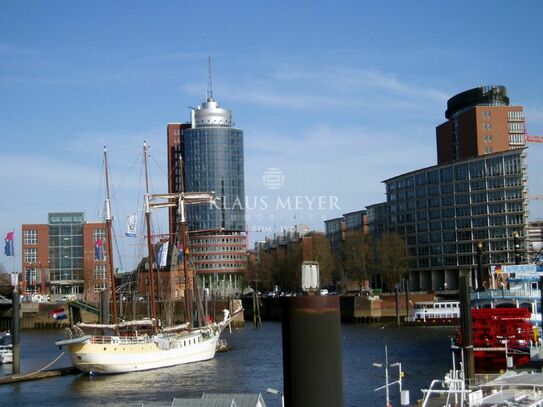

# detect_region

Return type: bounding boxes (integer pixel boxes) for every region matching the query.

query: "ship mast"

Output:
[103,146,119,328]
[145,189,215,328]
[176,155,191,327]
[143,142,158,335]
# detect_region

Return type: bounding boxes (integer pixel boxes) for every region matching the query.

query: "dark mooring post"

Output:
[395,284,400,326]
[12,288,20,374]
[282,296,343,407]
[459,270,475,385]
[100,290,109,325]
[405,279,410,320]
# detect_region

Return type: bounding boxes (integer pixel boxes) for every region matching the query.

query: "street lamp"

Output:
[513,232,521,265]
[373,345,403,407]
[266,387,284,407]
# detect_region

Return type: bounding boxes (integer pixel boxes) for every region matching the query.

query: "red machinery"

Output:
[457,308,534,370]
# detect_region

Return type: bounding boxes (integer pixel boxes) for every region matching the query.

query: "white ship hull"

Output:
[0,348,13,364]
[64,330,219,374]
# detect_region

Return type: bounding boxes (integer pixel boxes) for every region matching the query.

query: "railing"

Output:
[471,289,541,300]
[90,335,153,345]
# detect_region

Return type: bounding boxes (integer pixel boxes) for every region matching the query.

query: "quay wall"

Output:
[242,293,441,323]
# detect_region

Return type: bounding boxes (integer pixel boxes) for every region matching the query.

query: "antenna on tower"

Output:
[207,55,213,101]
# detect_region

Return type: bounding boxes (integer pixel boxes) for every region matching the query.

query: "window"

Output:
[440,167,453,182]
[483,111,492,119]
[94,282,107,292]
[455,182,469,193]
[457,218,471,229]
[472,217,488,227]
[93,228,105,242]
[484,135,492,143]
[427,170,439,184]
[456,206,470,217]
[508,111,524,121]
[508,122,525,133]
[483,123,492,130]
[509,134,524,144]
[455,164,469,180]
[470,161,486,178]
[484,146,493,154]
[25,248,37,263]
[24,229,38,244]
[94,265,106,280]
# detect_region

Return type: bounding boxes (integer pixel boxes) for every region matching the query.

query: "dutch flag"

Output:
[51,308,67,320]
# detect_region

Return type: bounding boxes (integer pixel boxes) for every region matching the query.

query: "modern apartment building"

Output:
[384,148,528,290]
[436,85,525,164]
[167,89,247,296]
[21,212,109,302]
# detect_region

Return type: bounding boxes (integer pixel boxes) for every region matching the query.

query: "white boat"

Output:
[0,332,13,364]
[405,300,460,324]
[56,312,233,374]
[56,144,237,374]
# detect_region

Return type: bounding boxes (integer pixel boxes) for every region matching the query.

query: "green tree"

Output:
[375,232,409,291]
[342,231,373,291]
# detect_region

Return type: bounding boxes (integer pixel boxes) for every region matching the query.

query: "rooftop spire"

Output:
[207,55,214,101]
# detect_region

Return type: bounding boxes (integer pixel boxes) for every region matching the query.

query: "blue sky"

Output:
[2,1,543,271]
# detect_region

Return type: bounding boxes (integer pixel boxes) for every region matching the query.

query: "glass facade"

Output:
[184,127,245,231]
[384,149,528,290]
[48,212,85,294]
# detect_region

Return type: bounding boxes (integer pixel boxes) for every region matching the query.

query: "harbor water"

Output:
[0,323,456,406]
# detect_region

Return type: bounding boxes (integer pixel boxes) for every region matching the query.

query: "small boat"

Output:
[0,332,13,364]
[405,300,460,325]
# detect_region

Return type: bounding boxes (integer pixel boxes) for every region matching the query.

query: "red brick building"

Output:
[436,85,525,164]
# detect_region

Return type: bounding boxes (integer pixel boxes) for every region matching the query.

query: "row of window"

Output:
[391,190,524,212]
[509,122,525,132]
[508,111,524,121]
[195,262,245,270]
[388,154,524,191]
[510,134,524,144]
[191,254,246,261]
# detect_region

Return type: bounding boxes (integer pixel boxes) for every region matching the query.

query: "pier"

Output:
[0,367,79,385]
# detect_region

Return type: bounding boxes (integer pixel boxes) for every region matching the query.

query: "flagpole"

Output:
[12,229,15,279]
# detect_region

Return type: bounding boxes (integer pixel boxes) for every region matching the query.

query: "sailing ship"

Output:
[56,144,235,374]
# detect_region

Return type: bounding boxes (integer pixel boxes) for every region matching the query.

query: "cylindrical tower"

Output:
[184,97,245,232]
[183,95,247,297]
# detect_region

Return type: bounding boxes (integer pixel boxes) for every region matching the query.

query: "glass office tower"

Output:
[182,95,247,296]
[184,97,245,231]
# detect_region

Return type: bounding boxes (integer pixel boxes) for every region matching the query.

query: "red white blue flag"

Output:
[94,239,104,260]
[4,231,14,257]
[50,308,67,320]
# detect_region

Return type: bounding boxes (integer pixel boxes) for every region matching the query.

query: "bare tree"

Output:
[308,234,334,287]
[342,231,373,291]
[375,232,409,291]
[0,263,12,297]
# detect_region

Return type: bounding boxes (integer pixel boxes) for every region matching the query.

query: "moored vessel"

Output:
[56,144,237,374]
